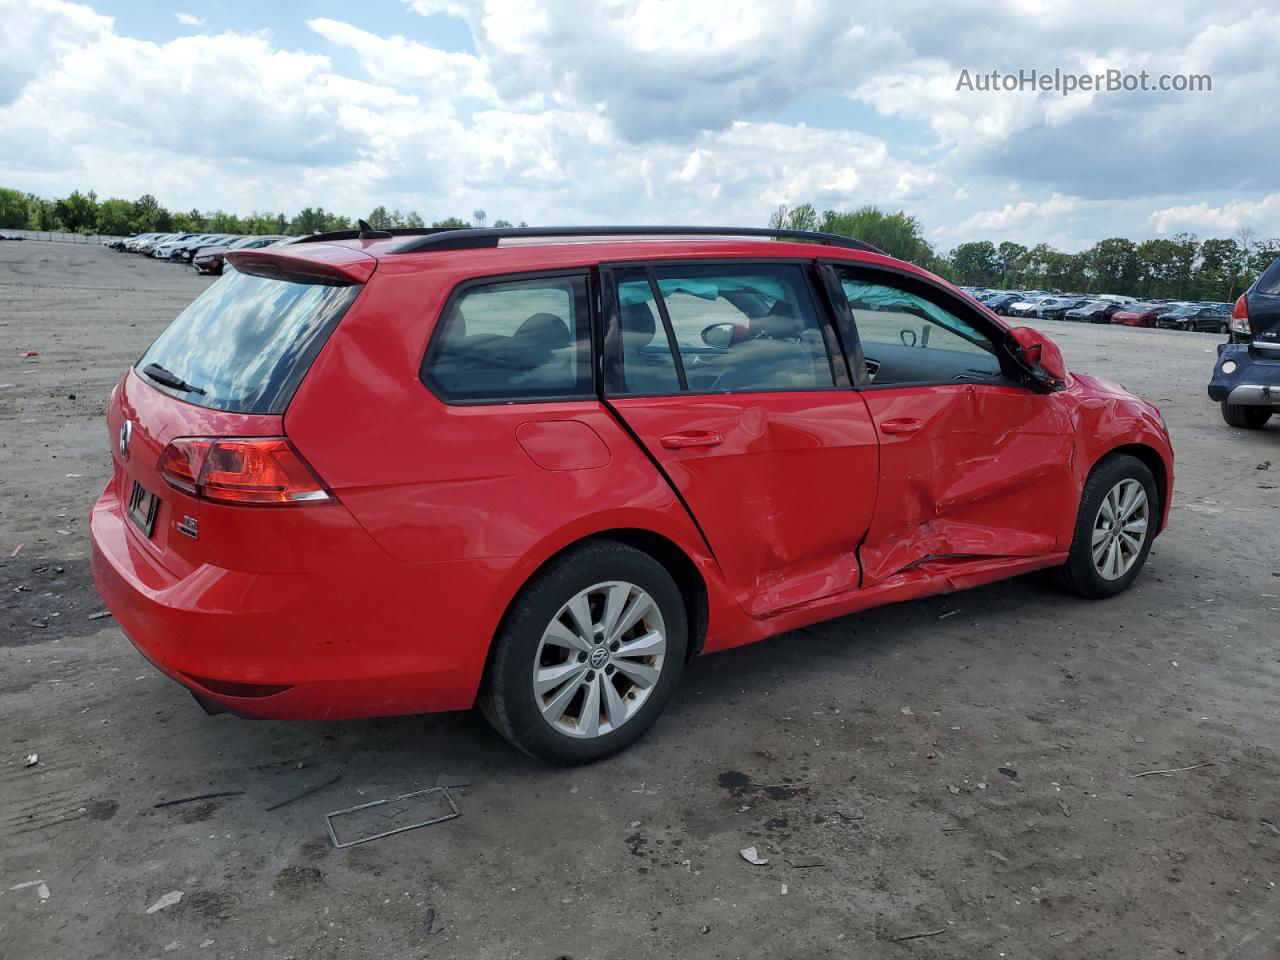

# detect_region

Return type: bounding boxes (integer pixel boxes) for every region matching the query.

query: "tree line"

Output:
[772,203,1280,302]
[0,187,517,239]
[4,184,1275,303]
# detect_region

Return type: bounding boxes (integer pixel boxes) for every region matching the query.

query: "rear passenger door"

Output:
[601,260,879,619]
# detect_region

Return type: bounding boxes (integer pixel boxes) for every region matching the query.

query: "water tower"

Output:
[473,209,487,228]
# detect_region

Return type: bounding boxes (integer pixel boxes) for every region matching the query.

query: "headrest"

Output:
[621,301,657,341]
[513,312,571,351]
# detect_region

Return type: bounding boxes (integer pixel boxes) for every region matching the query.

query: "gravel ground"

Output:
[2,240,1278,960]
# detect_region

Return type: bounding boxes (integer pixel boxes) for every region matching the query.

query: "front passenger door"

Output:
[829,264,1077,586]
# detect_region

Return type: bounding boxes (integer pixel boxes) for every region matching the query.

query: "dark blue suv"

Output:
[1209,257,1280,429]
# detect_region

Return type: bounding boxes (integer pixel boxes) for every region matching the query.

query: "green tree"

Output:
[769,202,819,233]
[1195,238,1244,300]
[431,216,470,228]
[366,206,393,229]
[995,241,1028,287]
[0,187,29,228]
[289,207,351,235]
[95,198,134,235]
[1088,237,1139,293]
[26,194,61,230]
[949,241,1000,286]
[1167,233,1200,299]
[170,208,203,232]
[404,210,425,228]
[492,218,513,228]
[130,194,170,232]
[54,189,98,232]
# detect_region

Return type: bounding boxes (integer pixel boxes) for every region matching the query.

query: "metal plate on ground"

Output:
[325,786,459,848]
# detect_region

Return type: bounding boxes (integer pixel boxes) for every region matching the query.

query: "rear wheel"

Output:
[1055,455,1158,599]
[479,540,687,765]
[1220,402,1273,429]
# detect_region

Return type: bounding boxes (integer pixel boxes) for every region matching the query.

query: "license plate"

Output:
[128,481,159,537]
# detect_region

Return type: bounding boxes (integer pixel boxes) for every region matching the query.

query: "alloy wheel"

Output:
[532,581,667,738]
[1091,478,1149,580]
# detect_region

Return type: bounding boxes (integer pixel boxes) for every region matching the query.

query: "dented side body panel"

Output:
[857,384,1077,586]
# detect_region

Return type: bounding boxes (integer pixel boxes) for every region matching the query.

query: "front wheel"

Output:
[1055,455,1158,599]
[1221,402,1273,429]
[479,540,687,765]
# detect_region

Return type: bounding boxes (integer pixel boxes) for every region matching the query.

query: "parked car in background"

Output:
[983,293,1023,315]
[1208,256,1280,429]
[124,233,163,253]
[1007,296,1049,317]
[1110,304,1170,328]
[165,234,231,262]
[193,235,289,275]
[1043,298,1093,321]
[90,224,1174,763]
[1157,305,1229,332]
[135,233,181,255]
[1065,301,1124,324]
[153,234,211,259]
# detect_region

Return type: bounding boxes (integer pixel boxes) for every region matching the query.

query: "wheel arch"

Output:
[1089,443,1169,532]
[485,527,711,678]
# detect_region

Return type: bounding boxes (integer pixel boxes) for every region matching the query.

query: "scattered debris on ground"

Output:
[146,891,183,914]
[265,774,342,812]
[325,786,460,848]
[739,846,769,866]
[153,790,244,809]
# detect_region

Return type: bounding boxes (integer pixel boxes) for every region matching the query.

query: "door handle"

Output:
[879,418,924,435]
[660,431,723,449]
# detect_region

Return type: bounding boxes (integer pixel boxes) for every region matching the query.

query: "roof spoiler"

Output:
[225,246,377,285]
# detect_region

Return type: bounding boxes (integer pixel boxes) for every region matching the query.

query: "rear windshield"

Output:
[136,269,360,414]
[1258,258,1280,296]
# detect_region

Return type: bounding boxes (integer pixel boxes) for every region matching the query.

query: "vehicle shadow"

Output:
[163,567,1097,794]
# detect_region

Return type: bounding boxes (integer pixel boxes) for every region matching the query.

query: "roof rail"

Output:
[294,226,458,244]
[390,226,886,256]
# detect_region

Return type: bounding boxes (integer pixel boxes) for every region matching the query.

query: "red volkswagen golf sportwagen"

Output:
[91,226,1174,764]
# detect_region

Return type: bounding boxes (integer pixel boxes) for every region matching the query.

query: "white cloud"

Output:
[0,0,112,104]
[0,0,1277,247]
[1151,194,1280,234]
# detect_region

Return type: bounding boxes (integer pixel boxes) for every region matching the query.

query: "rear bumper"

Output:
[1207,343,1280,405]
[89,481,508,720]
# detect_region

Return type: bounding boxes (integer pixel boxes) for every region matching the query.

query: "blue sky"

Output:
[2,0,1277,251]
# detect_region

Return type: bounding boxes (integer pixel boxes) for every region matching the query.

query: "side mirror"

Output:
[701,322,743,350]
[1008,326,1068,389]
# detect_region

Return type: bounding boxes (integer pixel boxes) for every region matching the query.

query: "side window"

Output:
[608,263,835,395]
[610,269,682,396]
[835,270,1005,386]
[423,275,592,402]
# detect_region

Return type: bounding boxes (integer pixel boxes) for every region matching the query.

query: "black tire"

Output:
[479,539,687,765]
[1054,454,1159,599]
[1220,402,1273,429]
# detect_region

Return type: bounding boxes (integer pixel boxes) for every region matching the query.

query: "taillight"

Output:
[1230,294,1251,336]
[158,438,331,505]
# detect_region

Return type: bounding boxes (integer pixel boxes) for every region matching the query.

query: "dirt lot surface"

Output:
[2,241,1278,959]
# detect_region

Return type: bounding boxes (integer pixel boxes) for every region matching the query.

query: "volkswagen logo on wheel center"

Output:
[118,419,133,459]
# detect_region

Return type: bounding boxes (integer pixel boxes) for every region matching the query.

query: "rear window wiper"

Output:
[142,362,206,396]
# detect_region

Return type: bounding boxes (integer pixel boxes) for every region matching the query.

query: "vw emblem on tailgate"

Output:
[118,419,133,459]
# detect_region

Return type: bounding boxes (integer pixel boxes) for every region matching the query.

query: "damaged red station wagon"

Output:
[91,225,1174,764]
